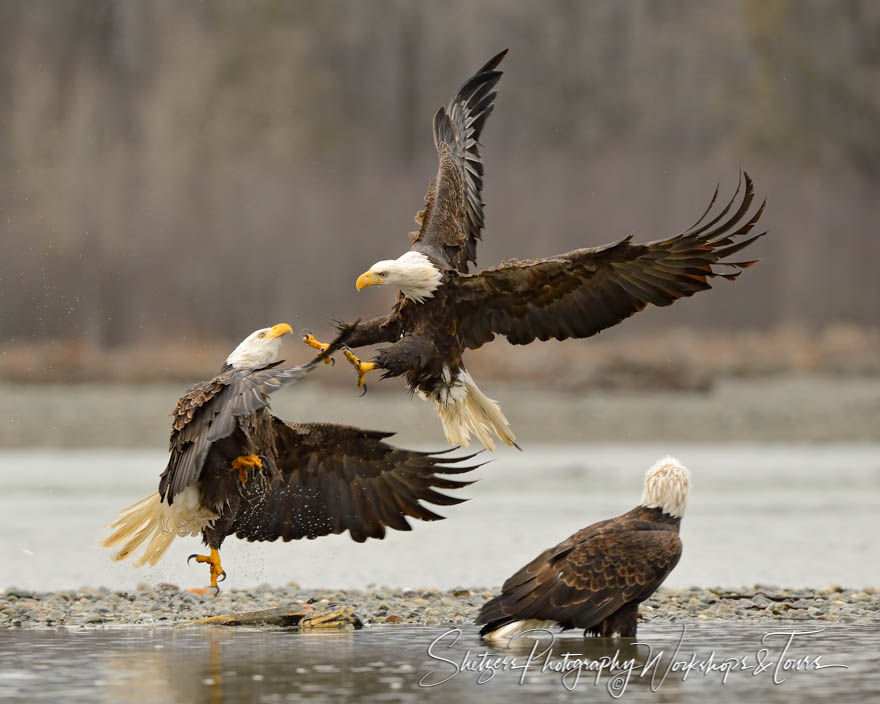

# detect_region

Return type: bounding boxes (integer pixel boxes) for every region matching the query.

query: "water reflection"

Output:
[100,629,367,704]
[0,623,872,703]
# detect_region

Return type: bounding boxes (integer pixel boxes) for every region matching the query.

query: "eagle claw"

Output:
[187,549,225,591]
[302,332,334,364]
[231,455,263,483]
[341,346,376,391]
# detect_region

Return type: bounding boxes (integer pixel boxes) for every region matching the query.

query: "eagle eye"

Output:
[258,332,266,339]
[378,271,387,278]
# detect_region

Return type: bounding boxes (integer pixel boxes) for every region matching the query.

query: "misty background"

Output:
[1,0,877,355]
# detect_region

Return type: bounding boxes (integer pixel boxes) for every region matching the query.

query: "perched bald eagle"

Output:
[305,50,767,450]
[102,323,479,591]
[476,456,690,640]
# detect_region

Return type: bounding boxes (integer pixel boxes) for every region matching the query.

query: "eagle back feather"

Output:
[477,506,682,635]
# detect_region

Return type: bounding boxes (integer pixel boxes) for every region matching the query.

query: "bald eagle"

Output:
[305,50,767,450]
[102,323,479,591]
[476,456,690,640]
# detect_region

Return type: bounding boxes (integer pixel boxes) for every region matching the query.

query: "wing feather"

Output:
[158,326,355,502]
[229,421,481,543]
[477,518,682,634]
[410,50,506,271]
[456,173,767,348]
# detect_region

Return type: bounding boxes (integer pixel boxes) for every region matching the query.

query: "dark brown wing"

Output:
[456,173,767,348]
[160,371,234,502]
[158,365,312,502]
[477,521,682,634]
[410,50,506,272]
[159,328,355,502]
[229,420,482,543]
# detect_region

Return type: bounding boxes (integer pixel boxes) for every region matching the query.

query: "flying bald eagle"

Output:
[305,49,767,450]
[102,323,479,592]
[476,456,690,640]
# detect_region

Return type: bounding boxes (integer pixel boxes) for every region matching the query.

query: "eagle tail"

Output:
[434,368,517,451]
[480,616,557,641]
[101,487,216,567]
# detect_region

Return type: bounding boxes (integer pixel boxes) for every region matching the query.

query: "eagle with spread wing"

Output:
[102,323,479,591]
[304,49,767,450]
[476,456,689,640]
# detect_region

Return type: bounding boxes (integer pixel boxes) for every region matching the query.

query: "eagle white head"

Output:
[640,455,691,518]
[355,251,443,303]
[225,323,293,369]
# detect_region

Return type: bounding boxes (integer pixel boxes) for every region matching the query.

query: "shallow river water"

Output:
[1,443,878,591]
[1,443,879,702]
[1,623,878,703]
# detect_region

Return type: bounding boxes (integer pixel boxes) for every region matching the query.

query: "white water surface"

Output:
[1,444,878,591]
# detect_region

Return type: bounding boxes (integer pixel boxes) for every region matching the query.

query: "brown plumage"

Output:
[476,457,690,639]
[160,360,316,503]
[103,324,480,587]
[477,507,682,638]
[214,421,477,545]
[454,176,766,348]
[343,49,767,450]
[410,49,506,272]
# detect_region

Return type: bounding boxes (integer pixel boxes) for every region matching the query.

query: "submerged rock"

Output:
[192,604,363,630]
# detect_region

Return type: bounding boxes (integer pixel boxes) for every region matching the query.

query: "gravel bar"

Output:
[2,584,877,630]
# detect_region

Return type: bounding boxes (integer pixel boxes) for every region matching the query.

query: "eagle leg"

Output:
[301,331,335,365]
[230,455,262,483]
[187,548,226,594]
[342,347,376,394]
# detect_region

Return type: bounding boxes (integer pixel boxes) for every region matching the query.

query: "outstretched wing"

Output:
[410,50,506,272]
[229,420,482,543]
[456,173,766,348]
[159,328,354,502]
[477,524,681,634]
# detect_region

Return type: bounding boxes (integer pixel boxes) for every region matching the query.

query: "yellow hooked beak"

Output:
[356,270,383,291]
[267,323,293,340]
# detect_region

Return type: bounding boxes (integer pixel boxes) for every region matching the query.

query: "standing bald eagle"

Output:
[102,323,478,591]
[305,50,767,450]
[476,456,690,640]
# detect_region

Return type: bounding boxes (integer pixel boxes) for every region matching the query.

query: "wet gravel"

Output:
[1,583,877,630]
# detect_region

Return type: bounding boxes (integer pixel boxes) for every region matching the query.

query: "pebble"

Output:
[6,588,35,599]
[752,594,773,609]
[2,585,878,630]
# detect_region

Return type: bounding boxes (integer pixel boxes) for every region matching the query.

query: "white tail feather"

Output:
[101,486,217,568]
[433,368,516,451]
[485,619,557,641]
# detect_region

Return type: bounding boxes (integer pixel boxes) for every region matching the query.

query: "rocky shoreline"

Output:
[2,584,877,630]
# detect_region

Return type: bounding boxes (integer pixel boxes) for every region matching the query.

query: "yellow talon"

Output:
[231,455,262,483]
[302,332,334,364]
[343,349,376,388]
[188,548,226,591]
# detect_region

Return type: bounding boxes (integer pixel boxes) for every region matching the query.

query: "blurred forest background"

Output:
[0,0,878,384]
